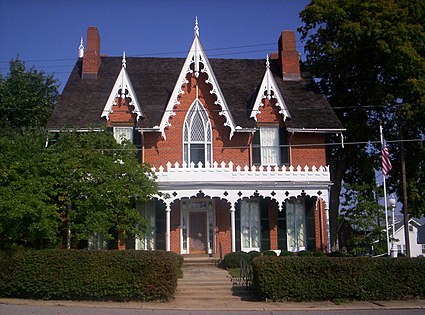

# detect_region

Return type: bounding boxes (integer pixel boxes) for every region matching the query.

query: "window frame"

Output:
[183,100,212,167]
[252,126,289,166]
[113,126,134,144]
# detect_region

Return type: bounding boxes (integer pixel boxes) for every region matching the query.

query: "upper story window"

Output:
[252,127,289,166]
[183,100,212,167]
[113,127,133,144]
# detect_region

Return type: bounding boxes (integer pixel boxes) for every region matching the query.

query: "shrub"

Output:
[279,250,293,257]
[253,256,425,302]
[263,251,277,257]
[223,251,250,269]
[297,250,313,257]
[0,250,179,301]
[328,251,346,257]
[313,251,326,257]
[248,250,261,260]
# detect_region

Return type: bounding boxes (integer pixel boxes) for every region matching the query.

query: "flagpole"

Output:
[380,125,390,256]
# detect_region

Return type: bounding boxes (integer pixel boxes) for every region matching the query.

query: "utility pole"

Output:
[400,126,410,257]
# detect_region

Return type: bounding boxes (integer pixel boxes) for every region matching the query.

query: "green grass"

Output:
[228,268,240,278]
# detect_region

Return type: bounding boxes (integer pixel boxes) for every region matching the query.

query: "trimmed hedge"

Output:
[223,251,250,268]
[253,256,425,301]
[0,250,180,301]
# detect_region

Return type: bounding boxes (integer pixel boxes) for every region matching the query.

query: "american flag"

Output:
[381,140,392,177]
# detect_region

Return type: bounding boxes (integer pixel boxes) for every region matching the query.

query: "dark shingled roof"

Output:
[47,56,344,131]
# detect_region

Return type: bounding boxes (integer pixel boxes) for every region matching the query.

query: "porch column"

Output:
[165,203,171,251]
[325,202,331,253]
[230,203,236,252]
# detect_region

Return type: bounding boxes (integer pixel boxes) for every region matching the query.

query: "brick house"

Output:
[47,21,344,256]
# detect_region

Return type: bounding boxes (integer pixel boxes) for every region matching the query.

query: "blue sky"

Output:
[0,0,310,91]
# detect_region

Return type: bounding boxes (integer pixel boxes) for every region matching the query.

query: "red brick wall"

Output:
[143,72,251,168]
[256,98,283,125]
[269,200,278,250]
[314,198,327,252]
[170,201,181,253]
[82,26,101,77]
[278,31,301,80]
[215,199,232,255]
[107,97,137,126]
[291,133,326,167]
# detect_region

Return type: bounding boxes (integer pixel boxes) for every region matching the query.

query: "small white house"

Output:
[389,216,425,257]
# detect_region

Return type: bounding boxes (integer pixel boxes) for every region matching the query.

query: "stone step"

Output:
[178,280,231,286]
[173,292,261,302]
[176,286,250,294]
[182,260,217,267]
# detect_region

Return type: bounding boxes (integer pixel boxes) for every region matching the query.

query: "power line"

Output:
[41,138,424,152]
[0,41,296,64]
[2,102,423,112]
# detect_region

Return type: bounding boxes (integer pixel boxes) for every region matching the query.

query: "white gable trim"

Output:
[101,53,143,121]
[250,56,290,122]
[157,23,237,140]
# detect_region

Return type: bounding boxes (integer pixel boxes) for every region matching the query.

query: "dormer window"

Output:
[113,127,133,144]
[183,100,212,167]
[252,127,289,166]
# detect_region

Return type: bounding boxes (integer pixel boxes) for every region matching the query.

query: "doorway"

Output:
[189,212,208,254]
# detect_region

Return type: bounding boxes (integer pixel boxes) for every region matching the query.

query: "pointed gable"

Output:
[250,55,290,122]
[102,52,143,122]
[157,18,238,139]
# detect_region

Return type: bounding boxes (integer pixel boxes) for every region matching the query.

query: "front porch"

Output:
[146,161,332,255]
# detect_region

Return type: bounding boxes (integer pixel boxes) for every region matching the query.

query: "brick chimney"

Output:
[278,31,301,81]
[82,26,101,80]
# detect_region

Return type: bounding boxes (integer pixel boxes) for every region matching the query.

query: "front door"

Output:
[189,212,207,254]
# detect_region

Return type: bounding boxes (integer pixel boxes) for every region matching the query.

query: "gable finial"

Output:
[78,37,84,58]
[266,55,271,99]
[194,16,199,37]
[122,51,126,69]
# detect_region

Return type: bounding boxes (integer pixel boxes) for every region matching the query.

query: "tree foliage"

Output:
[0,56,59,129]
[0,129,158,249]
[0,129,60,248]
[341,183,386,255]
[299,0,425,248]
[48,131,158,245]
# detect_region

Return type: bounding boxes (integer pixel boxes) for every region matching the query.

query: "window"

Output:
[240,199,260,252]
[113,127,133,144]
[252,127,289,166]
[286,198,306,252]
[183,100,212,167]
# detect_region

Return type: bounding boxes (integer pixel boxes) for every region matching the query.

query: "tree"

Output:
[299,0,425,249]
[47,131,158,248]
[340,183,386,256]
[0,56,59,129]
[0,128,61,248]
[0,129,158,249]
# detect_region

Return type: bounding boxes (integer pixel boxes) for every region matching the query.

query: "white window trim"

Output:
[183,99,212,167]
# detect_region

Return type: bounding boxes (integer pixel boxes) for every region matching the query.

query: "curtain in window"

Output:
[136,200,156,250]
[113,127,133,144]
[260,127,280,165]
[241,199,260,251]
[286,198,305,252]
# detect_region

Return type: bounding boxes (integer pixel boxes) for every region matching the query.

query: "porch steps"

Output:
[174,256,260,302]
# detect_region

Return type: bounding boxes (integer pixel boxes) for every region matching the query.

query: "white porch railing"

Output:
[152,161,330,183]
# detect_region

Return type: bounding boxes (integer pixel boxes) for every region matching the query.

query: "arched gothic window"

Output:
[183,100,212,167]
